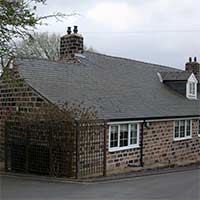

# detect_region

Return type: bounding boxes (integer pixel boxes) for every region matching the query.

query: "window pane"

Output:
[120,124,128,147]
[189,82,195,95]
[180,120,185,138]
[130,124,137,145]
[110,125,118,148]
[189,83,192,94]
[192,83,195,94]
[174,121,179,138]
[186,120,191,137]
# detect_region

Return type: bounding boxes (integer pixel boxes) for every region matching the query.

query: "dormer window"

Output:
[159,71,198,100]
[186,74,198,99]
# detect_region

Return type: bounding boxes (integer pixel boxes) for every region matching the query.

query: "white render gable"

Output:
[186,73,198,99]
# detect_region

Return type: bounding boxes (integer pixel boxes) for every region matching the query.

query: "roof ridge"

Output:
[15,51,183,72]
[14,57,61,64]
[160,71,191,74]
[85,51,182,71]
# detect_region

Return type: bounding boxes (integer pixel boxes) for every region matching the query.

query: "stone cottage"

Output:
[0,26,200,173]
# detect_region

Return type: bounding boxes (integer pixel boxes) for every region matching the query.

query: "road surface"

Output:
[0,169,200,200]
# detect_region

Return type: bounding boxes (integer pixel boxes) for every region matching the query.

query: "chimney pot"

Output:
[185,57,200,80]
[73,26,78,34]
[67,27,72,34]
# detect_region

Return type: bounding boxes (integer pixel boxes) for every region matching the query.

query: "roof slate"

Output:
[15,51,200,120]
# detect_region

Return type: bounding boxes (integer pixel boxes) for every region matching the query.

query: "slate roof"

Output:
[14,51,200,120]
[159,71,192,81]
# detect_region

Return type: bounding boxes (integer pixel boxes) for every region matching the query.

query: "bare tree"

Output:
[0,0,75,72]
[15,32,60,61]
[14,32,98,60]
[0,31,98,74]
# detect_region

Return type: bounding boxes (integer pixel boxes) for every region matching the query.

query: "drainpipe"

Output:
[140,121,144,167]
[140,120,150,167]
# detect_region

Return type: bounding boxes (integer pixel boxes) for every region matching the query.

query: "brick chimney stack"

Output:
[60,26,84,60]
[185,57,200,81]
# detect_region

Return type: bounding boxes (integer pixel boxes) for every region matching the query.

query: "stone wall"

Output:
[0,66,48,161]
[143,120,199,165]
[107,120,200,171]
[107,148,141,171]
[60,33,84,60]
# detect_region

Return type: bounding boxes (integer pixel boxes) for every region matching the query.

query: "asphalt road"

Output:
[0,169,200,200]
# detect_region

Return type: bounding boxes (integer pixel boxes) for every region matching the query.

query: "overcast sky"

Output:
[36,0,200,69]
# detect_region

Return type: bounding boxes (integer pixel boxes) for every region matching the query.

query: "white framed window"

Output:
[109,123,140,152]
[186,74,198,99]
[174,120,192,141]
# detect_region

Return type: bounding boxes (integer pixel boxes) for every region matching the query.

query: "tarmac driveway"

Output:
[0,169,200,200]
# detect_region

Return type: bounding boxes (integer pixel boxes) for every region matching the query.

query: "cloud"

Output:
[34,0,200,68]
[139,0,200,28]
[87,0,200,31]
[87,2,140,31]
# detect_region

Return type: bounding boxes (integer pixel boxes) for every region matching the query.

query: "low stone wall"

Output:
[106,147,141,171]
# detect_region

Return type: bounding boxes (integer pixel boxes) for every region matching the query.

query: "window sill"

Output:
[109,145,140,152]
[187,95,197,100]
[188,93,196,96]
[173,136,192,142]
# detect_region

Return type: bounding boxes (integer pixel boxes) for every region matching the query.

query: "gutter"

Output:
[107,115,200,123]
